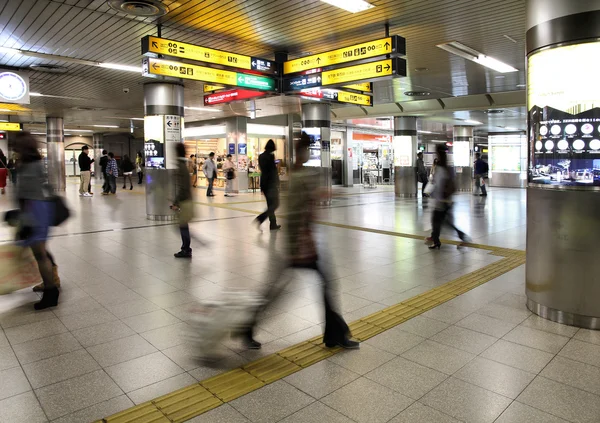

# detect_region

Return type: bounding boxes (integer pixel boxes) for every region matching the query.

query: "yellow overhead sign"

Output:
[203,84,225,93]
[0,122,21,131]
[343,82,372,92]
[284,37,396,74]
[337,90,373,106]
[322,59,394,86]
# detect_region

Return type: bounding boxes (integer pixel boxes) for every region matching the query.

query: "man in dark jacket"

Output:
[99,150,109,194]
[78,146,94,197]
[474,152,489,196]
[171,143,193,258]
[254,139,280,231]
[416,152,429,196]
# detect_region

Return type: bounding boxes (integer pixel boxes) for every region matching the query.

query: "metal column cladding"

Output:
[93,133,103,163]
[393,117,418,198]
[143,82,184,116]
[46,117,65,192]
[453,125,473,140]
[393,116,417,136]
[301,103,331,128]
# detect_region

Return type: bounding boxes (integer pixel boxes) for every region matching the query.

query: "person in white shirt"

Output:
[222,154,236,197]
[202,152,217,197]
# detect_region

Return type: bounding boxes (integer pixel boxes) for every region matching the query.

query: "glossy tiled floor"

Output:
[0,180,596,423]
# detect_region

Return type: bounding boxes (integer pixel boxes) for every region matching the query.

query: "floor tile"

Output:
[421,377,511,423]
[229,380,315,423]
[541,355,600,396]
[87,334,157,367]
[23,349,100,389]
[422,304,473,325]
[104,351,184,392]
[35,369,123,420]
[455,313,516,338]
[127,372,197,405]
[58,307,117,331]
[475,304,531,325]
[11,332,82,365]
[0,330,7,349]
[0,366,31,401]
[148,290,197,308]
[401,340,475,375]
[282,325,323,344]
[140,321,189,350]
[517,376,600,423]
[558,338,600,368]
[396,316,449,338]
[365,327,425,355]
[72,320,135,347]
[389,401,461,423]
[52,296,105,317]
[52,395,134,423]
[122,310,181,333]
[132,281,180,298]
[520,315,579,338]
[503,325,569,354]
[103,298,161,319]
[481,339,554,374]
[0,391,47,423]
[431,325,497,354]
[366,356,448,400]
[4,318,68,345]
[187,403,250,423]
[257,312,314,338]
[279,401,354,423]
[574,328,600,346]
[321,377,413,423]
[494,401,569,423]
[328,342,395,375]
[0,345,18,371]
[453,356,535,399]
[284,360,359,399]
[0,308,55,329]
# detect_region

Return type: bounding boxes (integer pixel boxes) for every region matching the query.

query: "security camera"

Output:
[123,88,130,94]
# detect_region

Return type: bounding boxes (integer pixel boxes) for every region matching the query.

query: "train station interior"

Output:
[0,1,599,422]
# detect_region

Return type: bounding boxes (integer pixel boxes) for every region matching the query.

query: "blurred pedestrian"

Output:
[172,143,193,258]
[121,154,134,190]
[0,149,7,195]
[136,151,144,184]
[14,132,60,310]
[78,146,94,197]
[99,150,109,194]
[202,152,217,197]
[190,154,198,188]
[254,139,280,231]
[222,154,236,197]
[106,152,118,195]
[7,153,17,186]
[429,144,468,249]
[416,152,428,197]
[244,133,358,350]
[474,152,489,197]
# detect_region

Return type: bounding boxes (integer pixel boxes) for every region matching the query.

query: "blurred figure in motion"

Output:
[136,151,144,184]
[15,133,60,310]
[222,154,236,197]
[78,145,94,197]
[429,144,468,250]
[121,154,135,190]
[254,139,280,231]
[473,152,489,197]
[106,152,118,195]
[202,152,217,197]
[416,152,428,197]
[190,154,198,188]
[172,143,193,258]
[430,157,438,181]
[7,153,18,186]
[0,148,8,195]
[244,133,358,350]
[99,150,109,195]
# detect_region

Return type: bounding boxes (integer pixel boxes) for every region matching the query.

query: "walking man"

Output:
[106,152,118,194]
[254,140,280,231]
[78,146,94,197]
[416,152,429,196]
[99,150,109,195]
[172,143,193,258]
[202,152,217,197]
[474,152,489,196]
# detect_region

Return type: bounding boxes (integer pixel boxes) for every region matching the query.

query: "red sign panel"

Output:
[204,89,266,105]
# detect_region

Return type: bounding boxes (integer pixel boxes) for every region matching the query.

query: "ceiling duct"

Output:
[107,0,169,17]
[29,64,68,74]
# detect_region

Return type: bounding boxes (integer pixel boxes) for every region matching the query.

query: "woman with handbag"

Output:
[222,154,236,197]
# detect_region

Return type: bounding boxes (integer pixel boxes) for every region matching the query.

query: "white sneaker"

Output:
[83,192,92,197]
[79,193,84,196]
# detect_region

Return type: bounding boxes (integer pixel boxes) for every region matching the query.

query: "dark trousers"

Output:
[257,188,279,227]
[102,172,109,193]
[431,203,465,245]
[138,171,143,184]
[247,260,349,345]
[207,177,214,196]
[180,224,191,252]
[108,175,116,194]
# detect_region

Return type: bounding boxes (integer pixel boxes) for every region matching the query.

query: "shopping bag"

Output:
[0,245,40,295]
[480,177,486,187]
[424,182,435,195]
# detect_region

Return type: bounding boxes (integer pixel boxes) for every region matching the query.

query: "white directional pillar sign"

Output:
[164,115,181,169]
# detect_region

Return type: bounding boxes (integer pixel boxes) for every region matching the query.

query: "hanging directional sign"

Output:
[284,73,322,91]
[142,58,277,91]
[0,122,21,131]
[203,84,225,93]
[204,89,267,106]
[142,36,277,75]
[343,82,372,92]
[322,58,405,86]
[299,88,373,107]
[283,35,405,75]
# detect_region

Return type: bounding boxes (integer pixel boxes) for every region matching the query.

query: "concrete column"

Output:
[93,133,103,169]
[143,82,184,220]
[46,117,65,192]
[453,125,474,192]
[393,116,417,197]
[342,128,353,187]
[302,103,332,204]
[525,0,600,328]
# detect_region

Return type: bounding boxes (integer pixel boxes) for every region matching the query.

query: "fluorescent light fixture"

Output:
[183,125,227,138]
[418,130,433,134]
[31,132,45,135]
[247,124,286,136]
[0,109,11,112]
[0,46,21,55]
[321,0,374,13]
[97,63,141,73]
[504,126,519,130]
[92,125,119,128]
[184,106,222,112]
[29,92,43,97]
[437,41,518,73]
[464,120,483,125]
[65,128,93,132]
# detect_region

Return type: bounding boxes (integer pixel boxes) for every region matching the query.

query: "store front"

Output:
[488,132,527,188]
[350,132,393,184]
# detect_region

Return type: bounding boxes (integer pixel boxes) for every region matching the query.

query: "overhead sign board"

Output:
[142,36,277,75]
[142,58,276,91]
[299,88,372,106]
[285,73,322,91]
[343,82,372,92]
[322,58,405,86]
[0,122,22,131]
[204,89,267,105]
[204,84,225,93]
[283,35,405,75]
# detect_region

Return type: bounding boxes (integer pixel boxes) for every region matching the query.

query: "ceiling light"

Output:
[320,0,374,13]
[0,109,11,112]
[31,132,45,135]
[97,63,141,73]
[463,120,483,125]
[184,106,222,112]
[404,91,430,96]
[504,126,518,130]
[29,92,43,96]
[0,46,21,55]
[92,125,119,128]
[418,130,433,134]
[65,129,93,132]
[437,41,518,73]
[517,84,526,88]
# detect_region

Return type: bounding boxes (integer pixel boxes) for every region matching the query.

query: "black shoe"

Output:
[480,194,487,197]
[245,337,262,349]
[130,186,133,190]
[325,338,360,349]
[428,243,441,250]
[34,287,59,310]
[174,250,192,258]
[270,225,281,231]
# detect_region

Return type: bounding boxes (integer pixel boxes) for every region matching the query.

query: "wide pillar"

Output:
[93,133,103,171]
[525,0,600,328]
[226,117,248,193]
[393,116,417,197]
[143,82,184,220]
[46,117,65,192]
[302,103,332,205]
[453,126,474,192]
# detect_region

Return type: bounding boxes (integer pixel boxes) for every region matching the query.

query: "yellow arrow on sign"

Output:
[204,84,226,92]
[322,59,393,86]
[0,122,21,131]
[343,82,372,92]
[144,58,239,85]
[337,90,373,106]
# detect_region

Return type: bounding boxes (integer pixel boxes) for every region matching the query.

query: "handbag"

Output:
[424,182,435,195]
[226,169,235,180]
[51,195,70,226]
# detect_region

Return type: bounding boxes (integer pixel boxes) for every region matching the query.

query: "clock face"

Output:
[0,72,27,101]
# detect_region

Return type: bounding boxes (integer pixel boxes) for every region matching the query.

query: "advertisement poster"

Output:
[528,41,600,186]
[238,143,247,155]
[228,143,235,155]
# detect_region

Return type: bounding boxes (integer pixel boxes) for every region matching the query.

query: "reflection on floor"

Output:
[1,182,595,423]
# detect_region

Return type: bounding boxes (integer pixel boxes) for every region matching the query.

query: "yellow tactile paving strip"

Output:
[98,240,525,422]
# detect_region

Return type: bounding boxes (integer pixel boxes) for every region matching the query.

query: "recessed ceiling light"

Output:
[64,129,93,132]
[404,91,430,96]
[320,0,374,13]
[463,119,483,125]
[185,106,222,112]
[516,84,526,88]
[97,63,141,73]
[29,92,43,96]
[414,67,429,72]
[437,41,518,73]
[92,125,119,128]
[486,109,504,114]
